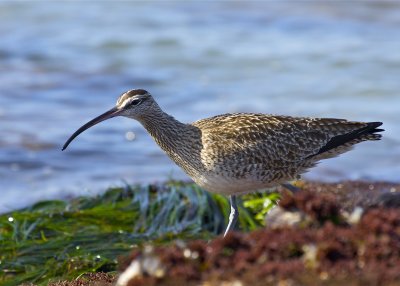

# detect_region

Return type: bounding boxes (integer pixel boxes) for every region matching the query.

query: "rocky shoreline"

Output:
[35,181,400,286]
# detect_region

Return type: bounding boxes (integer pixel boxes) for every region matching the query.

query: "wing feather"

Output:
[192,113,376,170]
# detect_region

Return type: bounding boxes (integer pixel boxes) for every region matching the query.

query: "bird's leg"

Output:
[223,195,238,237]
[281,183,301,193]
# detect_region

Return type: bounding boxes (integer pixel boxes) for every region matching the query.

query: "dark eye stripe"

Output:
[131,99,142,106]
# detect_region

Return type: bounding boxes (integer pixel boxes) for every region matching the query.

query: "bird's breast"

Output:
[190,170,277,196]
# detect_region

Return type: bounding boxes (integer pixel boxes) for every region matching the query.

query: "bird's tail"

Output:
[310,122,384,159]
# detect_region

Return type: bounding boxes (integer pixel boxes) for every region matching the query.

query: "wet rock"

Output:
[116,245,165,286]
[47,272,115,286]
[118,181,400,286]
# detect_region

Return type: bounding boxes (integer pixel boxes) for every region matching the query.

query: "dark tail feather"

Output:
[314,122,384,156]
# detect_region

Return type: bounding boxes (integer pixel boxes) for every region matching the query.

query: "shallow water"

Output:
[1,2,400,212]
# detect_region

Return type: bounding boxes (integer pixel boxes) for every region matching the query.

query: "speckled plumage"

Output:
[63,89,383,235]
[100,90,383,196]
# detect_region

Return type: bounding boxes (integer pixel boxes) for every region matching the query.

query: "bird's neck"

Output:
[139,109,189,146]
[136,106,202,176]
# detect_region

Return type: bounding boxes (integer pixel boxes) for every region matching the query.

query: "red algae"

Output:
[118,181,400,286]
[47,272,115,286]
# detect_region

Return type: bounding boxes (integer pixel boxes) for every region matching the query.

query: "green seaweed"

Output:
[0,182,278,285]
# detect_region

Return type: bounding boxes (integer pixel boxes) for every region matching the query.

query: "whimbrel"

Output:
[62,89,383,236]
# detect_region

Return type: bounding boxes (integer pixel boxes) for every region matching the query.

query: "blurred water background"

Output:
[0,1,399,212]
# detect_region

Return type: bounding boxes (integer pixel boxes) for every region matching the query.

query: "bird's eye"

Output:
[130,99,142,106]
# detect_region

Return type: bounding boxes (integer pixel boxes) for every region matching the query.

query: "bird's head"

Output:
[62,89,154,150]
[115,89,156,119]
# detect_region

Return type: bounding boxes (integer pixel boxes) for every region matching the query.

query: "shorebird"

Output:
[62,89,383,236]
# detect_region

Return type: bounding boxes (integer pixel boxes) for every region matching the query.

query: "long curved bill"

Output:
[62,106,121,151]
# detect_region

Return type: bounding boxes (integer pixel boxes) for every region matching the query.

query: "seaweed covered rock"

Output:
[48,273,115,286]
[117,182,400,286]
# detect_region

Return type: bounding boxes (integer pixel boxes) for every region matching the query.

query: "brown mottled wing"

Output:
[192,113,381,172]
